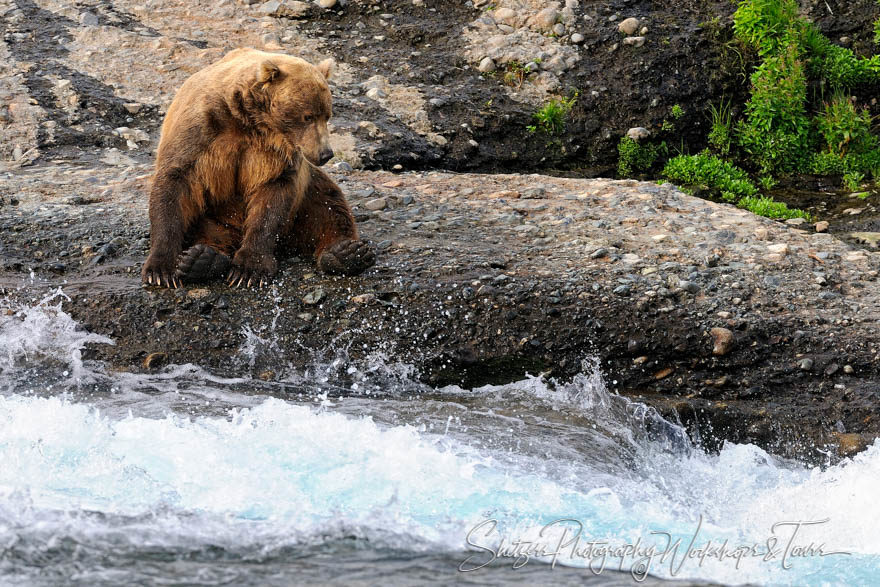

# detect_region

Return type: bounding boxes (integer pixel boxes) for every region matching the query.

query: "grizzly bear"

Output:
[141,48,375,288]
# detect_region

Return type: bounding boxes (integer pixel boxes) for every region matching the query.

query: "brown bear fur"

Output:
[142,48,374,288]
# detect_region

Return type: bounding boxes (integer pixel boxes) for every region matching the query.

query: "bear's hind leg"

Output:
[176,219,239,284]
[286,168,375,276]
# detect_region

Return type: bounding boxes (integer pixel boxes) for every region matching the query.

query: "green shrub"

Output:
[663,151,811,220]
[617,137,666,177]
[528,95,576,135]
[811,45,880,90]
[733,0,800,56]
[662,151,758,202]
[736,195,811,220]
[815,93,875,156]
[736,45,812,174]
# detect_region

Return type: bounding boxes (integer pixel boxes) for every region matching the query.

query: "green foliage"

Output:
[617,137,666,177]
[758,175,777,190]
[707,98,733,157]
[663,151,811,219]
[815,94,875,156]
[662,151,757,202]
[732,0,799,57]
[736,195,812,220]
[736,45,812,174]
[811,45,880,90]
[730,0,880,183]
[875,16,880,46]
[528,95,576,135]
[809,94,880,182]
[843,171,866,191]
[671,104,684,119]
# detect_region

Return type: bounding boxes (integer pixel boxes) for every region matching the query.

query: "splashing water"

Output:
[0,295,877,585]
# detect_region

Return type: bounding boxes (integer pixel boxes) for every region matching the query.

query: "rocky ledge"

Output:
[2,161,879,463]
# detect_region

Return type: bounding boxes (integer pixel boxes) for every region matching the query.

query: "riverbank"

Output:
[2,0,880,462]
[3,160,879,462]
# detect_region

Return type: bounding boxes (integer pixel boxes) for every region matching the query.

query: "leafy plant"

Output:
[736,195,811,220]
[815,94,875,156]
[736,44,812,174]
[843,171,865,191]
[707,98,733,157]
[528,94,577,135]
[671,104,684,119]
[618,136,666,177]
[758,175,777,190]
[663,151,810,219]
[732,0,799,57]
[662,151,757,202]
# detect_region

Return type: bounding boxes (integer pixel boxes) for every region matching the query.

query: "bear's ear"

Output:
[258,60,280,84]
[316,58,335,80]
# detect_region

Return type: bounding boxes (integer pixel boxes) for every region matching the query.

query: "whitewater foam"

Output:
[0,294,877,585]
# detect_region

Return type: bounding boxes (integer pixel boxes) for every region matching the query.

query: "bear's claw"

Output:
[318,239,376,276]
[176,244,232,284]
[142,253,181,288]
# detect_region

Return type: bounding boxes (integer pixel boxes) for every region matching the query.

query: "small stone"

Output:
[835,433,868,457]
[654,367,673,380]
[123,102,142,114]
[334,161,353,172]
[535,7,559,31]
[626,127,650,142]
[317,0,336,7]
[798,358,814,371]
[366,87,386,100]
[767,243,789,255]
[710,327,734,356]
[553,23,566,36]
[571,33,584,43]
[303,288,325,305]
[785,217,807,226]
[143,352,167,370]
[825,363,839,376]
[494,7,516,24]
[297,312,313,321]
[478,57,496,73]
[80,11,99,26]
[618,17,640,35]
[351,293,376,304]
[521,187,546,199]
[843,364,854,374]
[678,280,700,294]
[815,221,829,233]
[187,288,211,299]
[365,197,387,210]
[640,26,649,35]
[590,248,608,259]
[623,36,646,47]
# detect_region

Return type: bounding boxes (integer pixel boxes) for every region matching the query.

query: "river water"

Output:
[0,290,877,586]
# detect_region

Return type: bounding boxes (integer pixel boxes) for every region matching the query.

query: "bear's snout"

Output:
[318,148,334,166]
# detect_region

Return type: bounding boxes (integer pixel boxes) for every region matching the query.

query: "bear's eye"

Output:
[303,114,315,123]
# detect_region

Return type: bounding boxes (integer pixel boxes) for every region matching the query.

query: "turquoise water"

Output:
[0,292,877,585]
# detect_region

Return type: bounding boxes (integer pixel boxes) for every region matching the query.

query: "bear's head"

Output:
[250,55,336,166]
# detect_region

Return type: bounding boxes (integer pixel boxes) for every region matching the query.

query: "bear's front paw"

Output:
[142,252,181,288]
[227,249,277,288]
[318,239,376,276]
